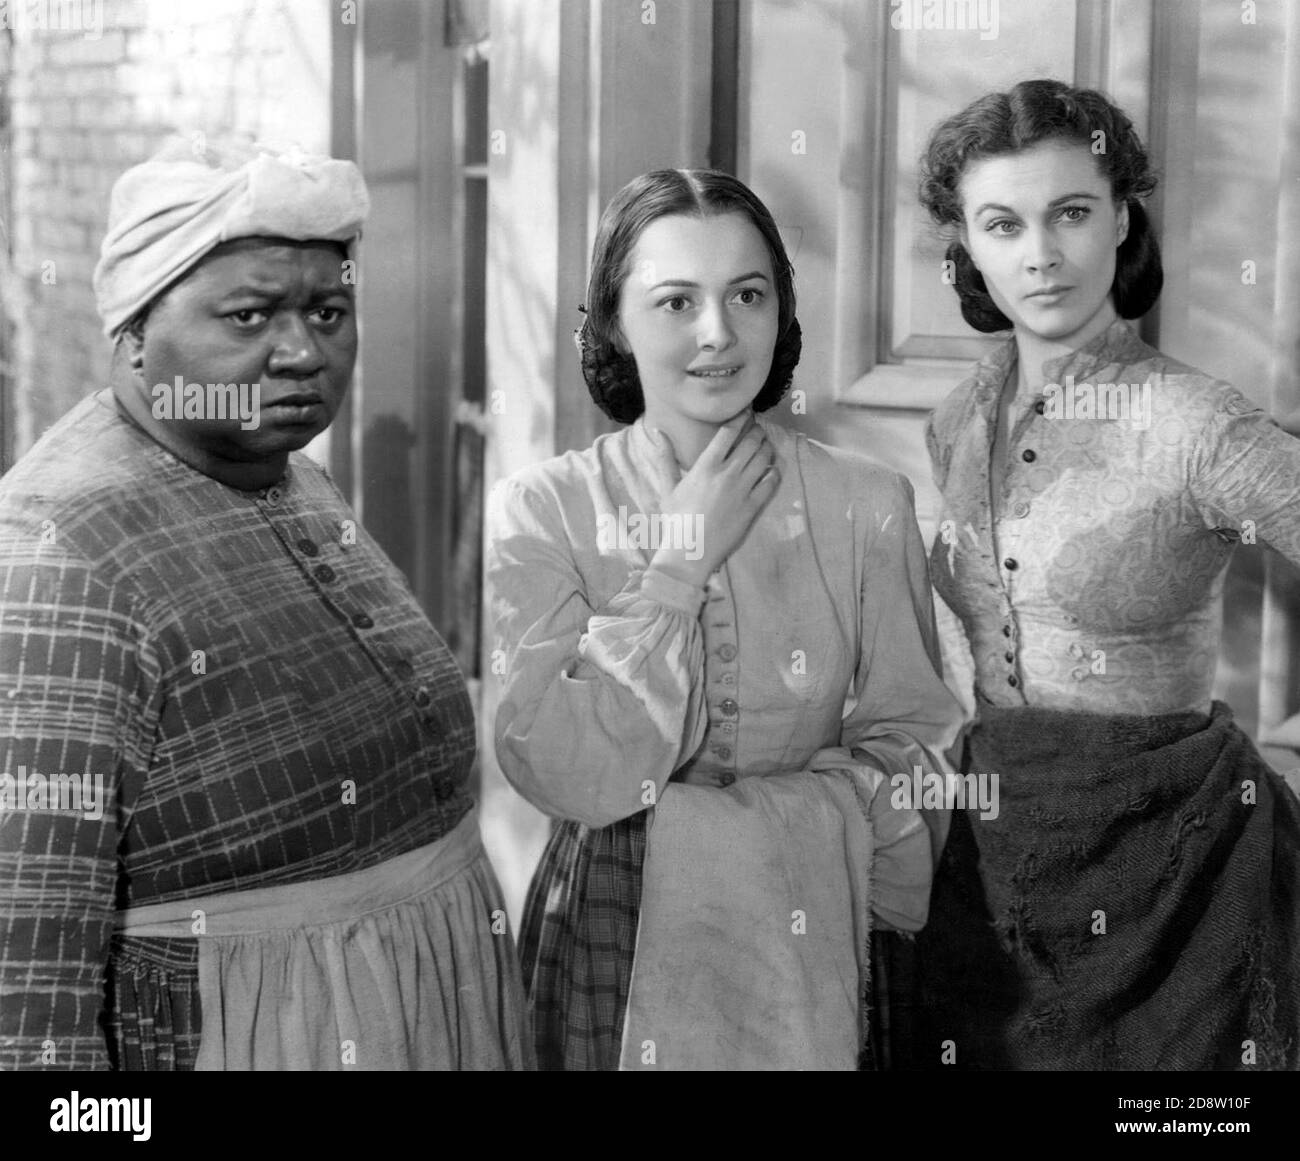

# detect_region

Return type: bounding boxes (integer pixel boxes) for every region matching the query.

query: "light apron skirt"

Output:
[115,807,534,1070]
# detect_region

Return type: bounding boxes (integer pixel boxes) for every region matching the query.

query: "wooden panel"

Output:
[353,0,460,632]
[1256,0,1300,755]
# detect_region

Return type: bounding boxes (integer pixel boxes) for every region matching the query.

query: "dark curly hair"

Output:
[918,78,1162,333]
[579,168,801,424]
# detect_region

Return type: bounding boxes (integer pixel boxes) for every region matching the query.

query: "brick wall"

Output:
[4,0,333,460]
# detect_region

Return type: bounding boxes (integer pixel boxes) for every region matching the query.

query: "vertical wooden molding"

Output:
[1259,0,1300,747]
[415,1,460,633]
[330,2,359,503]
[552,0,596,459]
[836,0,886,390]
[710,0,740,174]
[1144,0,1201,353]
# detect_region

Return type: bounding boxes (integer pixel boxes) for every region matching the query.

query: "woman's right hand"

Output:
[648,415,780,588]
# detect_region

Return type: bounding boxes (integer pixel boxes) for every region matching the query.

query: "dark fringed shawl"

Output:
[914,700,1300,1070]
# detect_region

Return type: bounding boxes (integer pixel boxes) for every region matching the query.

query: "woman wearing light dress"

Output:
[487,168,964,1070]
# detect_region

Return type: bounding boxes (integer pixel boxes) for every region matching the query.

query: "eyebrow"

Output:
[216,285,351,300]
[972,192,1103,217]
[646,271,771,292]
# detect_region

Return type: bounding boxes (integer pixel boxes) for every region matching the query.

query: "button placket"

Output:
[998,594,1022,691]
[704,567,739,779]
[294,521,377,637]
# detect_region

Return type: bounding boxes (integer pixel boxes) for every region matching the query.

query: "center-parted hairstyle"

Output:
[918,78,1163,333]
[578,168,802,424]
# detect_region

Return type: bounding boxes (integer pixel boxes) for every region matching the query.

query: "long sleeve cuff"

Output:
[640,566,708,616]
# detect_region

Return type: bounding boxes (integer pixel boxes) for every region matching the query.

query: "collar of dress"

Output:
[967,317,1149,409]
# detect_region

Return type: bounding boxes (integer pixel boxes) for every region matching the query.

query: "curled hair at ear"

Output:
[1112,200,1162,321]
[944,241,1011,333]
[578,317,643,425]
[757,316,802,411]
[919,78,1164,328]
[579,315,804,424]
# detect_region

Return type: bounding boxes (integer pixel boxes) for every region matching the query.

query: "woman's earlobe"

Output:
[122,329,146,371]
[1116,201,1131,247]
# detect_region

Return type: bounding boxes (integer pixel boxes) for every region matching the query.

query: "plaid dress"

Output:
[0,391,525,1070]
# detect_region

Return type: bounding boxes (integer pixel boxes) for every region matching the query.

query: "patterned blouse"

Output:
[0,392,475,1069]
[487,414,963,829]
[926,318,1300,716]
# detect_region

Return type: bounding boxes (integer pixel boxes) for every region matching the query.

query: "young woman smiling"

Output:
[915,79,1300,1070]
[487,169,963,1070]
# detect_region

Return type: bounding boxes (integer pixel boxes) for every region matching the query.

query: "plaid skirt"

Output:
[517,812,647,1072]
[518,807,905,1071]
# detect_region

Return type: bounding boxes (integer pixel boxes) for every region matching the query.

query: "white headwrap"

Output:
[93,136,370,338]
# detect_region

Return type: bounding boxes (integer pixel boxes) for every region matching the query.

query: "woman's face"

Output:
[616,211,779,431]
[958,139,1129,348]
[134,237,357,464]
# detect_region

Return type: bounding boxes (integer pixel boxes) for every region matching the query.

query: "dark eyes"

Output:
[658,288,765,312]
[985,205,1092,235]
[224,306,347,328]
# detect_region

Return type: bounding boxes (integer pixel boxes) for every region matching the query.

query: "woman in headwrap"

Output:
[487,169,963,1070]
[914,79,1300,1070]
[0,137,532,1070]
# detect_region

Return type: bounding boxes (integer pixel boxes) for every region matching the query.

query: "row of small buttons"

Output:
[299,548,374,629]
[705,579,738,777]
[1006,402,1042,524]
[263,490,437,726]
[1000,603,1020,690]
[996,397,1049,691]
